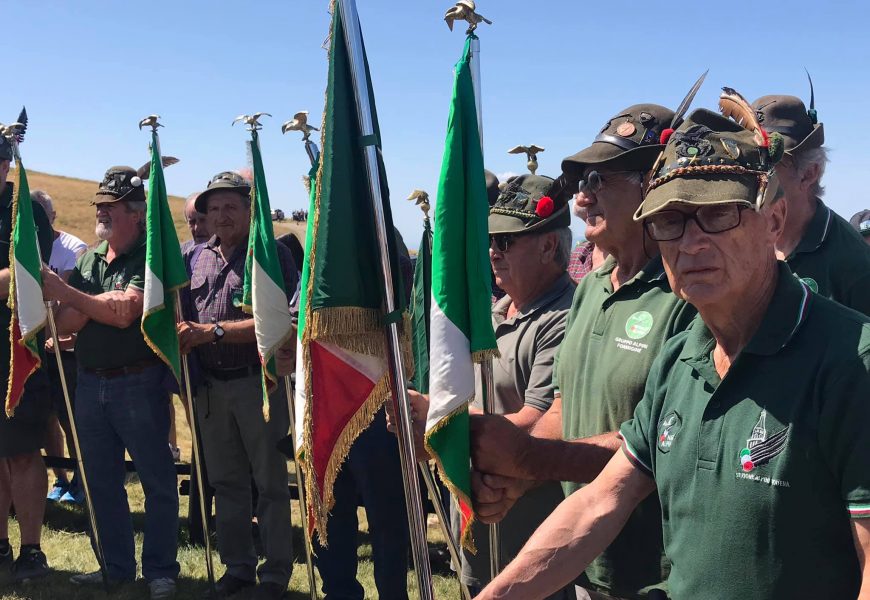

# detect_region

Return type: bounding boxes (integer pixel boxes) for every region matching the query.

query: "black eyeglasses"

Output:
[644,203,753,241]
[578,170,638,195]
[489,233,520,252]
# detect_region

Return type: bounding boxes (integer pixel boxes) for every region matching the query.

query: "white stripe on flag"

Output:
[143,264,164,315]
[252,258,293,359]
[14,258,46,335]
[425,298,475,430]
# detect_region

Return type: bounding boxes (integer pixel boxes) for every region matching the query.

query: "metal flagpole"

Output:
[174,291,216,592]
[44,308,109,588]
[336,1,434,597]
[446,1,502,579]
[5,117,110,589]
[282,378,318,599]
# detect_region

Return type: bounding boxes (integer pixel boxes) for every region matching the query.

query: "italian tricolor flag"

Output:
[5,160,46,416]
[424,34,498,552]
[142,132,188,385]
[241,130,294,419]
[296,0,409,545]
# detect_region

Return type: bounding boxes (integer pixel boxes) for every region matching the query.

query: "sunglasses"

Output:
[578,170,638,196]
[489,233,523,252]
[643,202,753,242]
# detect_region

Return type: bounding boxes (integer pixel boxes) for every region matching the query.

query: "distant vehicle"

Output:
[271,209,285,222]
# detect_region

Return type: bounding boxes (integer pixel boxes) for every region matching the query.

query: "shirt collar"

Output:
[790,199,832,257]
[593,254,667,289]
[207,234,249,262]
[679,262,813,371]
[494,272,574,323]
[93,234,146,259]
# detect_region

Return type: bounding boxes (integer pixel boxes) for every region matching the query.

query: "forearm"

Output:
[61,286,139,328]
[52,304,90,336]
[518,431,622,483]
[478,462,649,599]
[0,267,9,300]
[220,319,256,344]
[505,406,547,432]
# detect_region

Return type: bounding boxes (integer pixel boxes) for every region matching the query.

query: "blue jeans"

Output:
[313,409,409,600]
[76,365,180,582]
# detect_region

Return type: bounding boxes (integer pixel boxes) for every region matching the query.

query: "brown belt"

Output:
[82,357,162,379]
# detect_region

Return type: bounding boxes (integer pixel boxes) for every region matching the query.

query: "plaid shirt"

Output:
[182,236,298,370]
[568,241,595,282]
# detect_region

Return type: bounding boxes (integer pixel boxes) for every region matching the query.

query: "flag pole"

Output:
[140,118,217,592]
[174,290,216,592]
[447,1,502,579]
[6,119,110,589]
[336,1,434,597]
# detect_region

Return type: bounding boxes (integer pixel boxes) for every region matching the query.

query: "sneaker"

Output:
[252,581,286,600]
[11,548,50,583]
[47,480,69,502]
[170,444,181,462]
[149,577,177,600]
[60,480,86,505]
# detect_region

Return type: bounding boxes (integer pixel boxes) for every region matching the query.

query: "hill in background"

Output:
[18,168,306,247]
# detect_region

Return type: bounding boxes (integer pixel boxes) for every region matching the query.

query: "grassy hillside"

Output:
[17,168,306,247]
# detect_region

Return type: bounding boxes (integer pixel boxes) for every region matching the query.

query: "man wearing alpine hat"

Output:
[851,209,870,246]
[753,88,870,313]
[476,101,870,600]
[43,165,179,599]
[471,101,698,600]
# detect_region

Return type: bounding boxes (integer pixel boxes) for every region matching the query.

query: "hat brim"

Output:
[489,204,570,235]
[562,142,664,182]
[195,184,251,213]
[90,188,146,206]
[784,123,824,156]
[634,174,759,221]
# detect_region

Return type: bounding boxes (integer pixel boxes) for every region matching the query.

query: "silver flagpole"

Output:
[140,116,217,593]
[336,1,434,598]
[449,2,502,579]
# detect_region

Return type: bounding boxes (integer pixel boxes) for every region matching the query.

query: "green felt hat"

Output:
[850,209,870,237]
[488,174,570,235]
[635,108,785,220]
[561,103,675,181]
[751,94,824,156]
[195,171,252,213]
[92,166,146,205]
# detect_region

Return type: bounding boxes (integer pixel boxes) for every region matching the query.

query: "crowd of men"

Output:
[2,83,870,600]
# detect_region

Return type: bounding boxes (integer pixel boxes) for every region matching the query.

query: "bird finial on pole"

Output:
[232,112,272,131]
[138,114,164,132]
[508,144,545,175]
[407,189,431,219]
[444,0,492,34]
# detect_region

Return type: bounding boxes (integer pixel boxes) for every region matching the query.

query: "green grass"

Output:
[2,401,460,599]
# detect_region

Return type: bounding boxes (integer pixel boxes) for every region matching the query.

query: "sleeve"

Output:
[67,252,86,291]
[127,259,145,290]
[276,243,299,304]
[619,338,680,477]
[523,310,570,411]
[817,350,870,517]
[32,201,54,262]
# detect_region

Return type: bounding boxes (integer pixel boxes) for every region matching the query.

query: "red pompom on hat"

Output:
[535,196,554,218]
[660,128,675,145]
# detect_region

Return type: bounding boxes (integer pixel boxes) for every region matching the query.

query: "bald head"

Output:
[184,192,210,244]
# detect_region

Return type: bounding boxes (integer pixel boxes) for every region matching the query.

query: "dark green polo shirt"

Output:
[786,199,870,315]
[554,255,696,598]
[68,235,156,369]
[620,263,870,600]
[0,183,54,375]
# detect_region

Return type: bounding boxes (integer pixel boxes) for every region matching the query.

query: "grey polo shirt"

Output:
[462,272,576,589]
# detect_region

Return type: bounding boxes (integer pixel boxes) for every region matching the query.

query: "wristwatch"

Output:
[212,323,225,343]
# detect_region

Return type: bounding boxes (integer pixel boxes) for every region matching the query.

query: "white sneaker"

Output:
[169,444,181,462]
[149,577,177,600]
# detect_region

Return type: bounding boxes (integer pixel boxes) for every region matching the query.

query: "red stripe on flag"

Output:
[309,340,378,497]
[6,321,39,415]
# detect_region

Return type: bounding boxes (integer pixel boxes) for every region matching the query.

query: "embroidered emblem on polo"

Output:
[657,411,681,452]
[738,410,789,472]
[625,311,654,340]
[799,277,819,293]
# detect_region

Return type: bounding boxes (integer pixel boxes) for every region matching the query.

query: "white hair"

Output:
[551,227,574,271]
[792,146,829,197]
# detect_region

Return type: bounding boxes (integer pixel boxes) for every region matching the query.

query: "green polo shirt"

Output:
[554,255,696,598]
[68,235,156,369]
[786,199,870,315]
[620,263,870,600]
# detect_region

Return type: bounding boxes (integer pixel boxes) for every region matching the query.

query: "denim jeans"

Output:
[76,365,180,582]
[313,409,409,600]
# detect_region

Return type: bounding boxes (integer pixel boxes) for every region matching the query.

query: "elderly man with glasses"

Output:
[477,106,870,600]
[470,103,697,600]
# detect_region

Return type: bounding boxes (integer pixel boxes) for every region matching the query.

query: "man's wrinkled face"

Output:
[489,231,553,294]
[95,201,142,242]
[657,201,785,312]
[206,191,250,247]
[186,208,210,244]
[573,168,643,253]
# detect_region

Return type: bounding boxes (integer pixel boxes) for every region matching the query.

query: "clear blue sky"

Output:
[6,1,870,245]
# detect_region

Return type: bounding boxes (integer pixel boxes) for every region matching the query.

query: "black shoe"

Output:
[12,548,50,583]
[204,573,255,599]
[252,581,286,600]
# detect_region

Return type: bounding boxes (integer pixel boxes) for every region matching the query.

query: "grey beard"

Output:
[95,222,113,241]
